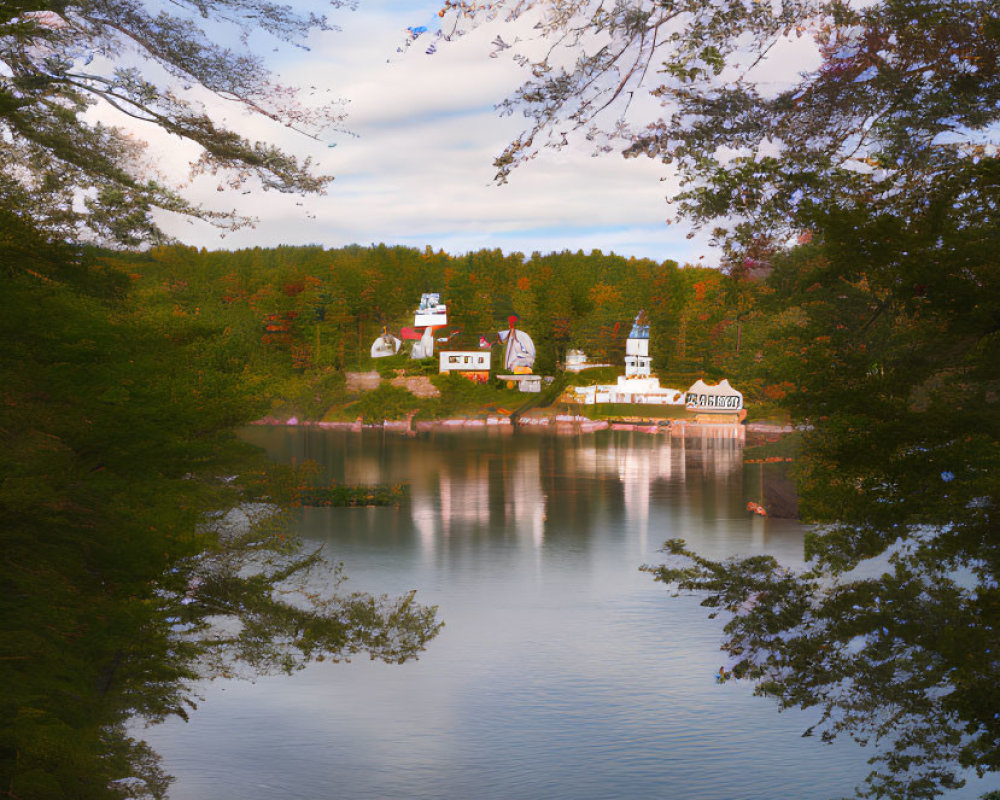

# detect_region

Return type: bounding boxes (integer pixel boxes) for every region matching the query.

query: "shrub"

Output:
[351,383,419,422]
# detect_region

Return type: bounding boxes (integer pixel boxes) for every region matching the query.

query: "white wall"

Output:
[439,351,491,373]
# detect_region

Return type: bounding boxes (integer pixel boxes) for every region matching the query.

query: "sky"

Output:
[151,0,719,265]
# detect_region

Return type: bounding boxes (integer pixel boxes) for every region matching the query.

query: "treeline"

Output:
[99,243,775,415]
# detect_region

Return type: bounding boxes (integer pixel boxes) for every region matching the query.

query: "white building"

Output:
[624,314,651,378]
[439,349,491,382]
[411,326,436,359]
[685,379,744,412]
[498,373,542,392]
[415,292,448,328]
[564,349,588,372]
[497,317,536,371]
[572,311,686,405]
[370,329,402,358]
[564,349,612,373]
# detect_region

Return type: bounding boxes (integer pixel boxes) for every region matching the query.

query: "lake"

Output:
[140,427,996,800]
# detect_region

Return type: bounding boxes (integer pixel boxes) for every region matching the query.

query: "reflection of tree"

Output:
[160,506,442,680]
[118,507,442,799]
[646,538,996,800]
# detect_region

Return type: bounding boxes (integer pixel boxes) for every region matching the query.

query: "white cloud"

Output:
[149,0,718,264]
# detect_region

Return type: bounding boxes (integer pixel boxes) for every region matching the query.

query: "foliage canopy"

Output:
[0,0,344,245]
[451,0,1000,256]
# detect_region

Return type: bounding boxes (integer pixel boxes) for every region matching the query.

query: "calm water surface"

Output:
[143,428,996,800]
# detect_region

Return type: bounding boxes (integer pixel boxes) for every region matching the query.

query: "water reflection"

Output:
[144,428,996,800]
[244,426,803,567]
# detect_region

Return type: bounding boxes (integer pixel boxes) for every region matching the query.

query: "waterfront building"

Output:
[439,348,491,383]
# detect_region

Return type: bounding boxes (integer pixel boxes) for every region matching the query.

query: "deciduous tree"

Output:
[1,0,345,246]
[473,0,1000,255]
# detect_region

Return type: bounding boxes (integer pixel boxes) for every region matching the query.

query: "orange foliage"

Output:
[763,382,797,401]
[588,282,623,306]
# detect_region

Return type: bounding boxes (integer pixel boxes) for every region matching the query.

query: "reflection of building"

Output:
[437,460,491,536]
[503,448,547,548]
[569,437,687,550]
[411,493,438,556]
[616,441,671,550]
[568,439,685,483]
[402,431,746,563]
[408,443,547,554]
[560,433,745,542]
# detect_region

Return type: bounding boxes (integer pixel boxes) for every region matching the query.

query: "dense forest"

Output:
[95,243,777,421]
[1,235,453,800]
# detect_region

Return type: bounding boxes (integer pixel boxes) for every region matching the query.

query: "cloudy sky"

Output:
[151,0,718,264]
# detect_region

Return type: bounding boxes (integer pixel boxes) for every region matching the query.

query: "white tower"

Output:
[624,312,651,378]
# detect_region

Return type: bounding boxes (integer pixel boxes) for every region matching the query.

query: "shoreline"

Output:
[250,414,793,438]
